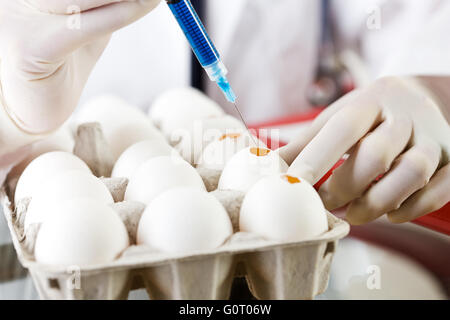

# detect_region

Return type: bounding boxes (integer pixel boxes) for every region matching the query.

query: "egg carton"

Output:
[0,122,349,300]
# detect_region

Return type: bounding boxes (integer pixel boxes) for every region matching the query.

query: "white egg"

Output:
[15,152,91,204]
[76,95,166,160]
[149,87,224,135]
[35,198,129,266]
[218,147,288,192]
[240,174,329,241]
[25,171,114,231]
[197,132,266,171]
[137,187,233,253]
[112,139,179,179]
[8,123,74,180]
[124,156,205,205]
[174,115,245,164]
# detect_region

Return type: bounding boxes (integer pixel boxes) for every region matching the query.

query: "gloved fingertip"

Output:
[318,186,335,210]
[344,215,364,226]
[340,216,352,226]
[386,211,409,224]
[345,202,371,225]
[318,180,350,211]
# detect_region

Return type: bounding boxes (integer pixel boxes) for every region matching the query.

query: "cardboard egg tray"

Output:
[0,122,349,300]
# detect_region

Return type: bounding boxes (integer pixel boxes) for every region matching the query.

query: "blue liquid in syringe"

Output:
[166,0,237,103]
[166,0,256,141]
[167,0,220,67]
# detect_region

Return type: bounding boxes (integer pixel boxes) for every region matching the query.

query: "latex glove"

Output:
[0,146,31,186]
[279,76,450,225]
[0,0,160,163]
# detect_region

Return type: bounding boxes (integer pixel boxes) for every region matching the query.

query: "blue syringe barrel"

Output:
[166,0,236,102]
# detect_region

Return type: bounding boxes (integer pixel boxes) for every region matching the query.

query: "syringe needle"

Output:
[232,102,260,148]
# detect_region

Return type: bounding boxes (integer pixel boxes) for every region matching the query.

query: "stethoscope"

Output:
[306,0,354,107]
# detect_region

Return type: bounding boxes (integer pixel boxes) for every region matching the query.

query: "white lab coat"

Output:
[78,0,450,123]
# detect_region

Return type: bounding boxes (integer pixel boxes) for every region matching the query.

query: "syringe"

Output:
[166,0,258,145]
[165,0,236,103]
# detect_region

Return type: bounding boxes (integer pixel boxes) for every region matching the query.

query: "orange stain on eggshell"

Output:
[219,133,242,141]
[283,175,301,184]
[250,147,271,157]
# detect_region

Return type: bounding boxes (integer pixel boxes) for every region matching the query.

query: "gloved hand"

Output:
[0,0,160,174]
[279,76,450,225]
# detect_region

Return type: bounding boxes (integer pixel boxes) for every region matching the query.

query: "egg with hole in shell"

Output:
[197,132,266,171]
[34,198,129,266]
[112,139,179,179]
[76,95,166,160]
[240,174,329,241]
[25,171,114,231]
[149,87,224,135]
[124,156,205,205]
[174,115,245,164]
[14,151,91,204]
[137,187,232,253]
[218,147,288,192]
